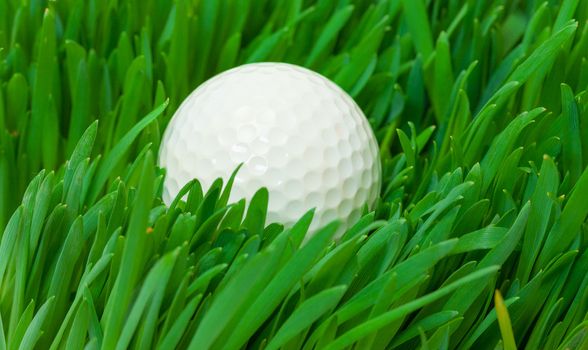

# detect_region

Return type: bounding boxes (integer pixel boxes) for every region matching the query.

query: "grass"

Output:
[0,0,588,349]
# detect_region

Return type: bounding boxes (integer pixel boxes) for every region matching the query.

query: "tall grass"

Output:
[0,0,587,349]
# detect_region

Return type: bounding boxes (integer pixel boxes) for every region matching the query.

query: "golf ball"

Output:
[159,62,381,236]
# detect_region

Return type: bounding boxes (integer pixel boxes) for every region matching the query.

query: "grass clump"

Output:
[1,0,588,349]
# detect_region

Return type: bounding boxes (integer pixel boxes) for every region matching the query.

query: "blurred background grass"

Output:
[1,0,586,227]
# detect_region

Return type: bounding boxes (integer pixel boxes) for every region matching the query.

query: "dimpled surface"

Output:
[159,63,381,236]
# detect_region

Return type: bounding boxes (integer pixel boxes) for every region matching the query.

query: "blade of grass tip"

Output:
[508,22,577,85]
[450,226,509,255]
[65,159,89,215]
[322,266,500,350]
[241,187,269,237]
[168,179,199,211]
[553,0,581,32]
[186,263,228,296]
[463,82,518,162]
[101,151,156,349]
[215,231,247,265]
[218,199,246,233]
[165,215,196,252]
[193,179,222,227]
[446,3,468,37]
[217,163,243,209]
[288,209,316,248]
[356,222,400,271]
[416,125,437,152]
[82,189,118,239]
[479,21,576,111]
[88,99,168,204]
[450,198,490,237]
[265,285,348,350]
[191,202,232,248]
[122,142,153,185]
[17,297,55,350]
[401,182,472,258]
[84,156,100,200]
[340,212,376,242]
[195,248,222,275]
[479,108,543,193]
[495,290,517,350]
[397,129,416,169]
[64,121,98,198]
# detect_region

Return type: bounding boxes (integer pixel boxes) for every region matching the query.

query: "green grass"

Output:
[1,0,588,349]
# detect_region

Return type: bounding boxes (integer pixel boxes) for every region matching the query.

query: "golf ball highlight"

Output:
[159,62,381,235]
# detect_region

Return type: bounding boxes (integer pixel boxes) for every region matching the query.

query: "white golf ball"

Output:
[159,62,381,236]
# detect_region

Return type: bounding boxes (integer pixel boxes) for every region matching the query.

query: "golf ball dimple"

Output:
[159,62,381,236]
